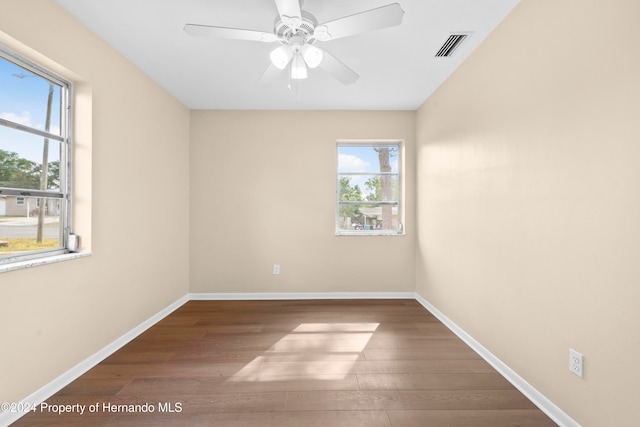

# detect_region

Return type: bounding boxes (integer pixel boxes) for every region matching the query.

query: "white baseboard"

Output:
[3,292,578,427]
[414,294,580,427]
[189,292,416,300]
[0,294,189,427]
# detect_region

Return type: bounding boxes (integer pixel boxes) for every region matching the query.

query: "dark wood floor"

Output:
[12,300,556,426]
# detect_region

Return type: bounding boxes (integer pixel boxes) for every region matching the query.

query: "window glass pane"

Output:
[0,48,70,265]
[0,56,62,137]
[338,174,398,202]
[337,203,399,232]
[338,145,399,173]
[0,125,61,191]
[336,142,402,235]
[0,196,62,256]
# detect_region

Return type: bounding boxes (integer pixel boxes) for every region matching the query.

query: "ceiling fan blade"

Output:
[184,24,277,42]
[316,3,404,41]
[256,63,283,86]
[274,0,302,28]
[318,49,359,85]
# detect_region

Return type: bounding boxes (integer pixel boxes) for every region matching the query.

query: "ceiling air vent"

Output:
[435,34,468,57]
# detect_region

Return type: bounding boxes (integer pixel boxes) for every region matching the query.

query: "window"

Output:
[0,47,72,264]
[336,141,403,235]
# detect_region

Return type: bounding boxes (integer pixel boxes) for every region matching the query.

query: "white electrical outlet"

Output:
[569,349,583,378]
[273,264,280,275]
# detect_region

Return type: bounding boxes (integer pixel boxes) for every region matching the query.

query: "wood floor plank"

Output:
[55,378,132,396]
[283,389,539,411]
[11,300,556,426]
[131,328,207,341]
[169,349,368,363]
[107,413,213,427]
[347,359,497,375]
[10,413,115,427]
[102,351,175,365]
[386,409,558,426]
[118,374,359,395]
[82,361,250,378]
[356,373,514,391]
[228,360,363,377]
[366,323,458,338]
[364,337,475,350]
[364,347,482,361]
[204,410,392,427]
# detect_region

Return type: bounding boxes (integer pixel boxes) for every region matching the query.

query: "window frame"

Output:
[335,140,404,236]
[0,46,73,265]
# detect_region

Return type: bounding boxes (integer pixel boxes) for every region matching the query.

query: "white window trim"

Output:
[335,140,404,237]
[0,252,91,274]
[0,45,74,267]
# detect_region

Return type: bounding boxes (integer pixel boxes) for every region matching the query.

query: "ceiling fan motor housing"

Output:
[274,11,319,44]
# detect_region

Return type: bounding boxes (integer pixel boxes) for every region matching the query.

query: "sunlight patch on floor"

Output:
[228,323,379,382]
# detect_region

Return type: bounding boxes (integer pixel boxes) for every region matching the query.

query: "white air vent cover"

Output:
[435,34,468,57]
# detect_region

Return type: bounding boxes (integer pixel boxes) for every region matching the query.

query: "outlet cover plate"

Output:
[569,349,583,378]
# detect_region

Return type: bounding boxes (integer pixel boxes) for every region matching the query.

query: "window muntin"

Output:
[0,48,71,264]
[336,142,402,235]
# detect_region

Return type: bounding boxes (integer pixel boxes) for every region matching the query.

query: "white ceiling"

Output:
[54,0,520,110]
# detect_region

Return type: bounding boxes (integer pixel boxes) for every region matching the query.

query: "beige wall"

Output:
[0,0,190,404]
[416,0,640,425]
[190,110,416,294]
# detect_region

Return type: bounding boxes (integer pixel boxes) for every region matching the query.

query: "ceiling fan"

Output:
[184,0,405,85]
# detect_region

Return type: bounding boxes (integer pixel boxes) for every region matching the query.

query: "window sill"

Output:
[0,252,92,274]
[336,232,405,237]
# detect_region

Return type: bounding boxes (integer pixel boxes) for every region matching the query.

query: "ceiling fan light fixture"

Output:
[302,45,323,68]
[291,53,307,79]
[270,45,293,69]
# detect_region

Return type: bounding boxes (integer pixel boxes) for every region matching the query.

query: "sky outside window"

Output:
[338,145,399,198]
[338,145,399,174]
[0,55,62,163]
